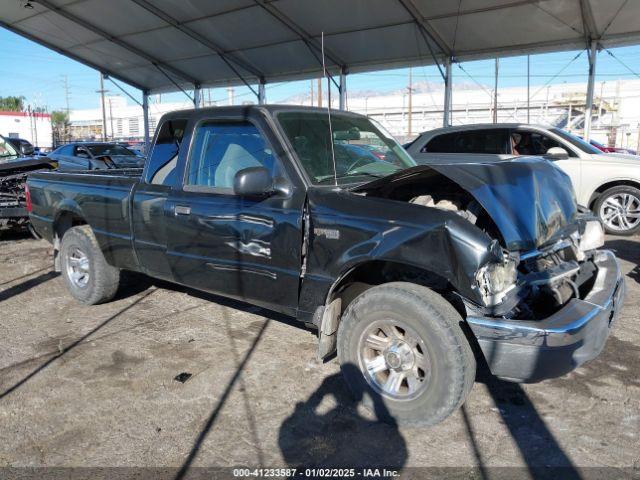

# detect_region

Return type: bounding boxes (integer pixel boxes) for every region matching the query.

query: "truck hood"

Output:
[358,158,578,251]
[0,156,57,175]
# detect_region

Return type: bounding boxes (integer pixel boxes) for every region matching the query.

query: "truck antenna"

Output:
[321,31,338,187]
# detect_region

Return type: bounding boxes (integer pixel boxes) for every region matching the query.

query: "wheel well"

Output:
[52,211,87,270]
[588,180,640,209]
[315,260,468,360]
[328,260,461,317]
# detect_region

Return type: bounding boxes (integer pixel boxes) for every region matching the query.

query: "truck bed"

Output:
[27,168,143,271]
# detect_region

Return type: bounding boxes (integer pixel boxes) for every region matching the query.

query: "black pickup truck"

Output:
[27,106,624,426]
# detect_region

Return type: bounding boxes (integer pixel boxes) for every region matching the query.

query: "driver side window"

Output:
[185,121,279,191]
[513,131,576,157]
[74,146,90,157]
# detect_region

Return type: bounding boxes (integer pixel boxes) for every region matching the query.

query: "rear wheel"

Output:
[594,185,640,235]
[60,225,120,304]
[337,282,476,427]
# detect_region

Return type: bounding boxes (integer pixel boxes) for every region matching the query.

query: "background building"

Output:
[0,111,52,148]
[66,78,640,152]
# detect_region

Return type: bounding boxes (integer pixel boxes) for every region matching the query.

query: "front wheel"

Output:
[60,225,120,304]
[594,185,640,235]
[337,282,476,427]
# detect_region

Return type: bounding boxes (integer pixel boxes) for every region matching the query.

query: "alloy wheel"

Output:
[358,319,431,400]
[66,247,90,288]
[599,192,640,232]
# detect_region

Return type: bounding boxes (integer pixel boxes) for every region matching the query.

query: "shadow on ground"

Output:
[605,238,640,285]
[474,361,582,478]
[278,364,407,469]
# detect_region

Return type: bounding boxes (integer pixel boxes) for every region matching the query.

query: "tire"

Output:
[337,282,476,427]
[594,185,640,236]
[60,225,120,305]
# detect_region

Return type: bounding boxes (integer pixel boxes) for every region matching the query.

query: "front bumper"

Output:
[467,250,624,382]
[0,206,28,219]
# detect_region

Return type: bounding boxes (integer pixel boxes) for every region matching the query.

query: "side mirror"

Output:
[545,147,569,160]
[233,167,273,197]
[20,144,34,156]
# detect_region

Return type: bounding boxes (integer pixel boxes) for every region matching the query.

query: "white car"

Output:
[406,124,640,235]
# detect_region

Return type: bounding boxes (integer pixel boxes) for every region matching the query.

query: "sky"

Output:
[2,27,640,112]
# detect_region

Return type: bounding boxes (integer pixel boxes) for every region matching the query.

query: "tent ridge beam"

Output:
[252,0,346,69]
[397,0,451,56]
[0,20,147,92]
[129,0,265,80]
[579,0,599,42]
[34,0,200,85]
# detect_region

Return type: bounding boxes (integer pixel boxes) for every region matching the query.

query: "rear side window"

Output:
[146,119,187,185]
[423,130,508,154]
[422,132,456,153]
[185,122,278,191]
[56,145,74,155]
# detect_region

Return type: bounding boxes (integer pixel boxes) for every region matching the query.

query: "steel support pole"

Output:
[584,41,598,141]
[527,55,530,124]
[339,70,347,110]
[142,91,150,154]
[193,86,202,108]
[258,81,266,105]
[493,58,499,124]
[443,57,452,127]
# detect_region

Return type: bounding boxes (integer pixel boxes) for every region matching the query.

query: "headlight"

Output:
[476,259,518,305]
[580,220,604,252]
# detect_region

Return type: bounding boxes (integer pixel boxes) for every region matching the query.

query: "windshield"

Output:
[550,128,601,154]
[277,111,416,185]
[87,144,136,157]
[0,136,19,161]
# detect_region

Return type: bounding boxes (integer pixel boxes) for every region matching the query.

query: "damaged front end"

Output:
[0,158,57,232]
[355,160,624,383]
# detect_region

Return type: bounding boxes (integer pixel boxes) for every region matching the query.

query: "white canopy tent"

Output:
[2,0,639,143]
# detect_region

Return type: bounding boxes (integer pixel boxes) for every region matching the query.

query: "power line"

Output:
[530,50,584,99]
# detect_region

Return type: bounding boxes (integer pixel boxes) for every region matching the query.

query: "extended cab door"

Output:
[165,114,305,316]
[131,118,188,280]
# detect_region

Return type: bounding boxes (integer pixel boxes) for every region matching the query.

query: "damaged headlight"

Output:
[579,220,605,252]
[476,259,518,305]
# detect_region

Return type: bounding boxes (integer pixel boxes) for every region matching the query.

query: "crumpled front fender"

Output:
[297,189,503,318]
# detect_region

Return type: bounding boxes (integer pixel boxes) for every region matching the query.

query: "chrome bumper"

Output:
[467,250,625,382]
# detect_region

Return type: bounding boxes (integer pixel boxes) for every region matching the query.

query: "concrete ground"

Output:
[0,230,638,477]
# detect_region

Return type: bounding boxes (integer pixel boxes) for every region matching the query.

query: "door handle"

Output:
[174,205,191,216]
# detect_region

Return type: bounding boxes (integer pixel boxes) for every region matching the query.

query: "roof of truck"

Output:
[159,104,367,120]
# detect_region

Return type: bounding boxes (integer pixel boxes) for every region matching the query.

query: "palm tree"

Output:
[51,110,70,145]
[0,96,26,111]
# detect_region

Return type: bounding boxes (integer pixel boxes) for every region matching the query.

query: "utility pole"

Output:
[108,98,114,140]
[407,67,413,137]
[227,87,234,106]
[96,73,108,142]
[62,75,70,114]
[317,77,322,107]
[493,58,499,123]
